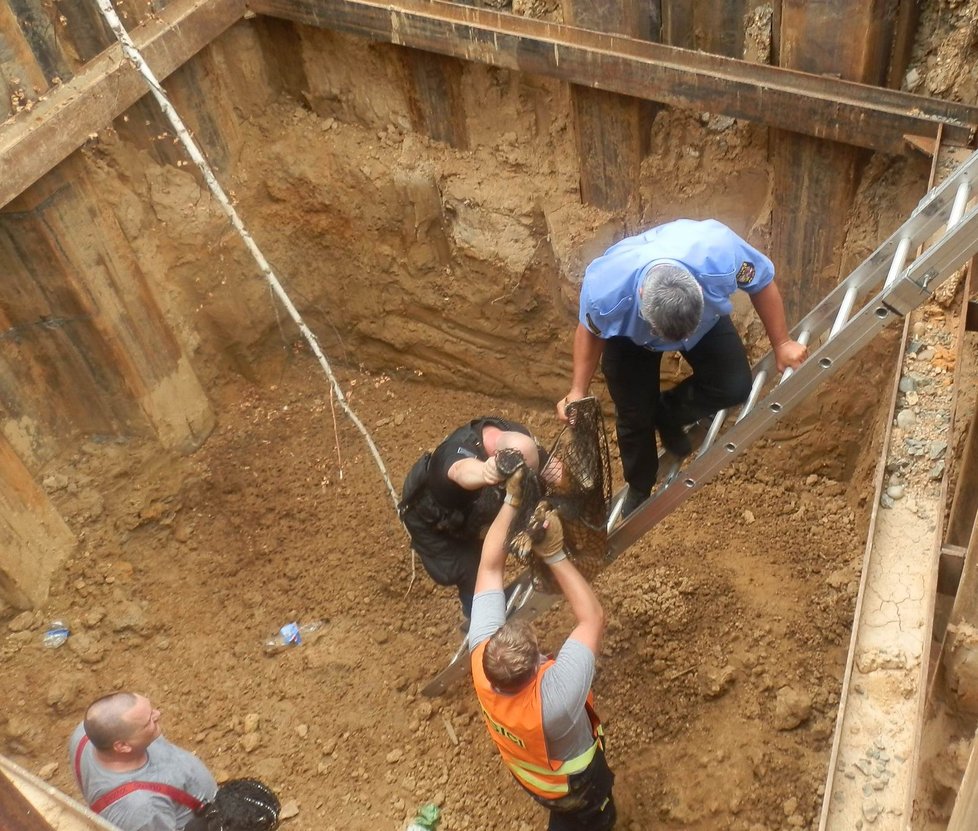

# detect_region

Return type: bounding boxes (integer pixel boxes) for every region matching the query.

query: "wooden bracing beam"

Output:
[0,768,57,831]
[2,0,977,208]
[0,0,245,209]
[250,0,978,155]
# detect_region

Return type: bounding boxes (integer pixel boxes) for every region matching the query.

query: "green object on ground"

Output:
[409,803,441,830]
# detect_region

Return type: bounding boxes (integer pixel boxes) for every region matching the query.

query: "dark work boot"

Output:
[657,417,692,459]
[621,486,650,519]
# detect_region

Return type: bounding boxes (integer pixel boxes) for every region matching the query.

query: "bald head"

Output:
[494,431,540,472]
[85,692,140,751]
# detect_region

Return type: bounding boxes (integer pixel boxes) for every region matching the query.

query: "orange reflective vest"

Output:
[471,640,603,800]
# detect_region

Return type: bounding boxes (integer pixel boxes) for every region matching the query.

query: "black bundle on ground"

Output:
[185,779,281,831]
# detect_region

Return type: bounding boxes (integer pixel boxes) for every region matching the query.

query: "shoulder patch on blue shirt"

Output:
[736,262,756,287]
[585,313,602,336]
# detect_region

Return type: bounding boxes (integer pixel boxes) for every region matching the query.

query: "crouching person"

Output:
[469,474,616,831]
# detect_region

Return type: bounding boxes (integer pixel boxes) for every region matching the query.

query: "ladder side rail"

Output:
[748,153,977,379]
[885,199,978,314]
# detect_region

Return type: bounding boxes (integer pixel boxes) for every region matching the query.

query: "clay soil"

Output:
[7,1,978,827]
[1,349,880,831]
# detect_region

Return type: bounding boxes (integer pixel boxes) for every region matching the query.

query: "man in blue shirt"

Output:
[557,219,807,516]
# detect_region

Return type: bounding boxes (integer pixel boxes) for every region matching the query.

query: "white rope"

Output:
[93,0,400,510]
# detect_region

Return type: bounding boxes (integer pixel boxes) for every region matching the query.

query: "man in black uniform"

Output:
[399,417,542,621]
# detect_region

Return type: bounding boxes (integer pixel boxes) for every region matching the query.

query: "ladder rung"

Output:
[736,370,768,423]
[884,236,912,289]
[698,409,727,455]
[829,285,859,338]
[949,179,971,227]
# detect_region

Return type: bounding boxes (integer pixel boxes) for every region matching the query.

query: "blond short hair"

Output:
[483,620,539,692]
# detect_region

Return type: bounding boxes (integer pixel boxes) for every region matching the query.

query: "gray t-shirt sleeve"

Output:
[540,638,597,761]
[468,589,507,652]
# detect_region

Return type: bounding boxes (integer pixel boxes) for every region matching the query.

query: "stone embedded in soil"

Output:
[701,663,736,699]
[895,410,916,430]
[862,798,882,822]
[83,607,106,628]
[8,610,39,632]
[279,799,300,819]
[46,678,80,713]
[929,460,946,480]
[110,600,148,633]
[243,712,260,733]
[38,762,59,779]
[67,632,104,664]
[886,485,905,500]
[241,732,261,753]
[41,473,69,492]
[773,686,812,730]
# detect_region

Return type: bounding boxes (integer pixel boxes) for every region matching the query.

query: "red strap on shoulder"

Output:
[74,735,89,788]
[90,780,206,815]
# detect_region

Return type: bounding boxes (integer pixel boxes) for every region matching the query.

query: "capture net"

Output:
[505,397,612,589]
[185,779,281,831]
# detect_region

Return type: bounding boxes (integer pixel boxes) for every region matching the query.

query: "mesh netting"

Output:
[186,779,281,831]
[506,397,612,590]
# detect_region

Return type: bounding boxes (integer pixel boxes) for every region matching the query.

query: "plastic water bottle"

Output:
[406,803,440,831]
[42,621,70,648]
[263,621,324,655]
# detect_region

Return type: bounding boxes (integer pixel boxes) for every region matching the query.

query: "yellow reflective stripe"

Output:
[506,738,600,787]
[509,766,569,795]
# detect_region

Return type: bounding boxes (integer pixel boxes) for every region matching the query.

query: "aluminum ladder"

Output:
[422,145,978,697]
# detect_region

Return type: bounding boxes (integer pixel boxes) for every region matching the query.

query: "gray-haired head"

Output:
[638,264,704,342]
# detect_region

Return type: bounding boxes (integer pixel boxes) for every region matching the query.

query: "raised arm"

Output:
[748,282,808,372]
[557,323,606,422]
[530,506,604,653]
[473,471,522,595]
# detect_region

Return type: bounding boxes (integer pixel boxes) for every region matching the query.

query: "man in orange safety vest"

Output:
[469,473,616,830]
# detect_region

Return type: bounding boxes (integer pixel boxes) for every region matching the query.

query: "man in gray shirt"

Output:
[69,692,217,831]
[470,473,616,830]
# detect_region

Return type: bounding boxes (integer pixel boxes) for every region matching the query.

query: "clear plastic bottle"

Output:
[42,620,70,648]
[405,803,440,831]
[262,621,324,655]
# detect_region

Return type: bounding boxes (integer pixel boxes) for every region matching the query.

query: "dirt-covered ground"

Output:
[4,1,978,829]
[0,347,885,831]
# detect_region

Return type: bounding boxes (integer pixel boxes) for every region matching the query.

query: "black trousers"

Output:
[602,316,752,493]
[541,746,616,831]
[401,503,481,617]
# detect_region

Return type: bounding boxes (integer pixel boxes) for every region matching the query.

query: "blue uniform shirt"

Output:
[579,219,775,352]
